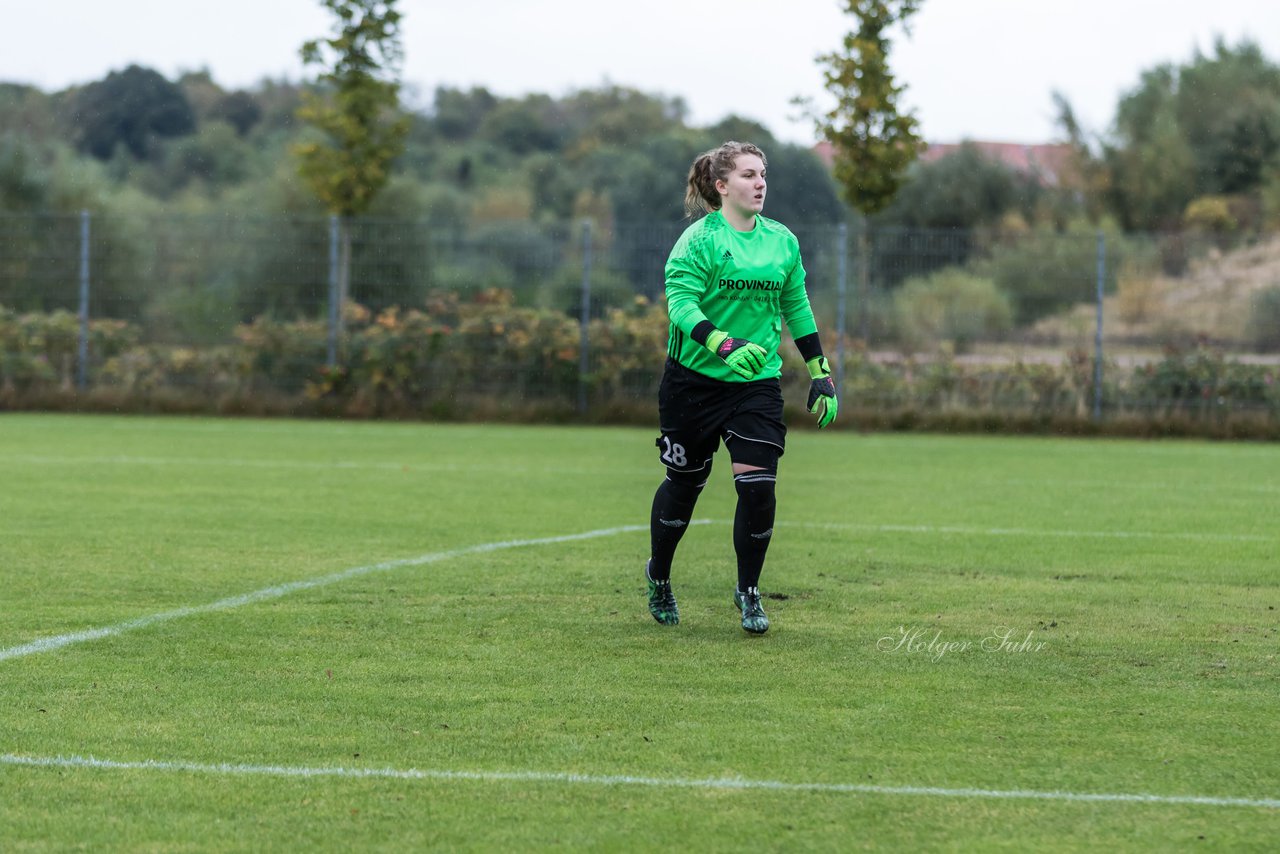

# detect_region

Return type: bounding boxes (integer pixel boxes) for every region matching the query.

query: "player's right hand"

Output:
[706,330,768,380]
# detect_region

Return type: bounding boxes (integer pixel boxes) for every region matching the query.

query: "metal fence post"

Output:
[76,209,90,391]
[578,219,593,416]
[327,214,339,366]
[835,221,848,398]
[1093,231,1106,422]
[857,218,871,342]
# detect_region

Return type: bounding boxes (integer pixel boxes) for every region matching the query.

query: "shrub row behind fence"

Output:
[2,296,1279,437]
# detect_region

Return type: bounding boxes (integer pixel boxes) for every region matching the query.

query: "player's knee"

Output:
[665,465,710,503]
[733,466,777,510]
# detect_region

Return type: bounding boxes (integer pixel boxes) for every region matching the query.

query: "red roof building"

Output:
[813,139,1077,187]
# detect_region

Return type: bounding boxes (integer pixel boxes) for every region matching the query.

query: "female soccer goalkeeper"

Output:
[644,140,838,634]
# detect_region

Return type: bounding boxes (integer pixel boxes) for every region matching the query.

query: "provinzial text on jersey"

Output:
[717,278,783,291]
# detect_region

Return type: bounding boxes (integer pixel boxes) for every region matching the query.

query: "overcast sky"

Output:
[2,0,1276,146]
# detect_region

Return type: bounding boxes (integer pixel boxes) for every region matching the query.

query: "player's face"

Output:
[716,154,767,220]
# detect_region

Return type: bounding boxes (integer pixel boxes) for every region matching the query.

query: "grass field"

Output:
[1,413,1277,850]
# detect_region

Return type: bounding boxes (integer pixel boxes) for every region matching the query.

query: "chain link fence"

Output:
[2,211,1278,429]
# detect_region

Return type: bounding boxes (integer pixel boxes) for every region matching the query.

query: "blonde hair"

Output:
[683,140,768,217]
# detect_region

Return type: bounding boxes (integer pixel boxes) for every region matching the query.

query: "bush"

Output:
[0,305,139,390]
[98,344,239,398]
[970,225,1153,325]
[4,300,1279,436]
[892,268,1012,352]
[1183,195,1237,235]
[233,314,329,395]
[582,296,668,402]
[971,230,1097,323]
[1129,346,1280,417]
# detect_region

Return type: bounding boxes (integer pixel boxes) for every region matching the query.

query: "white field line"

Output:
[1,753,1276,811]
[0,523,664,664]
[776,520,1272,543]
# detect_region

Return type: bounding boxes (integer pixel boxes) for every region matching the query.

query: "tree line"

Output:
[2,36,1278,237]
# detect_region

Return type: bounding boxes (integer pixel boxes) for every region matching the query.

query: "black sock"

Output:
[733,470,776,592]
[648,476,703,581]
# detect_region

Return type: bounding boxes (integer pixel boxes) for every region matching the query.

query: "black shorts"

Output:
[655,358,786,474]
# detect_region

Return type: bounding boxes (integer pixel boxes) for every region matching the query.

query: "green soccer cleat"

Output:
[646,561,679,626]
[734,586,770,634]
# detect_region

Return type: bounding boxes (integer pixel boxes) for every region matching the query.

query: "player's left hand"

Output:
[806,356,838,429]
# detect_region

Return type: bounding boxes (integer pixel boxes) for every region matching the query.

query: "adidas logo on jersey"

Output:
[721,250,734,260]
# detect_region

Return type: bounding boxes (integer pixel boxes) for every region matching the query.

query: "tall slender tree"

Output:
[295,0,409,332]
[814,0,925,342]
[815,0,925,216]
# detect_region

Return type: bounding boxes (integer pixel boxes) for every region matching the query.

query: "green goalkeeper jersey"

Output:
[664,210,819,382]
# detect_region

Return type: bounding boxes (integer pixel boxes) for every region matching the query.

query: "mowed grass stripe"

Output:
[778,520,1272,542]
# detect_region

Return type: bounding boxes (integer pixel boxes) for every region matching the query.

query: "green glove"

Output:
[805,356,838,428]
[706,330,768,380]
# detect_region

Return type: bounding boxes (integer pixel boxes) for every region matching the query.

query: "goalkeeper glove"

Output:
[706,330,768,380]
[805,356,838,429]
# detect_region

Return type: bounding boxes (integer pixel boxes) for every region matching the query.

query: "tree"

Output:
[1177,40,1280,196]
[210,91,264,137]
[73,65,196,160]
[1052,90,1110,224]
[477,94,565,155]
[0,133,48,210]
[559,86,688,153]
[812,0,925,342]
[431,86,498,141]
[1095,39,1280,232]
[1103,65,1197,230]
[877,143,1042,231]
[870,144,1044,286]
[0,83,59,145]
[752,143,846,227]
[814,0,925,216]
[295,0,409,330]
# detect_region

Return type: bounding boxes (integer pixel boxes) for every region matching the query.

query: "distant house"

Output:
[812,140,1077,188]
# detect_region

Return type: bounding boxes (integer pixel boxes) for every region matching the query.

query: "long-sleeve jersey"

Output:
[664,210,819,382]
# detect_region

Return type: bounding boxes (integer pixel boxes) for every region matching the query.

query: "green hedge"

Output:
[3,296,1279,437]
